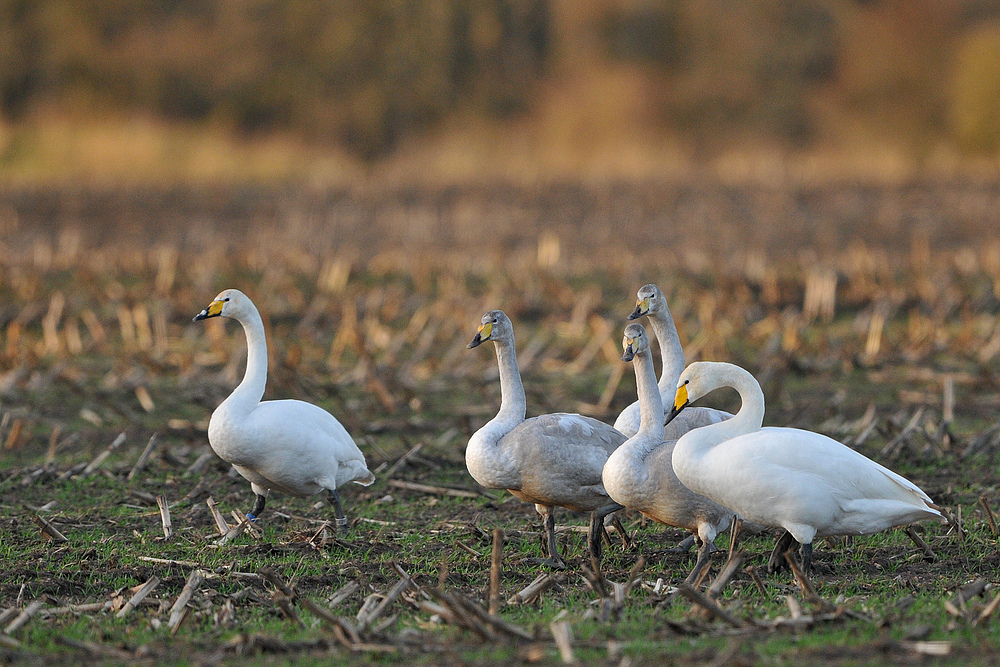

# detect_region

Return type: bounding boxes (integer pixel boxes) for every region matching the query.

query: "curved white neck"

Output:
[685,364,765,446]
[228,304,268,414]
[647,308,686,394]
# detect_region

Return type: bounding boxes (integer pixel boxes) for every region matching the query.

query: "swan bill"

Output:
[666,383,690,425]
[467,321,492,349]
[621,336,638,362]
[193,299,225,322]
[627,297,649,320]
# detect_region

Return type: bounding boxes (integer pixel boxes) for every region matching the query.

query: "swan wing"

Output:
[498,413,627,511]
[684,427,938,536]
[241,400,373,493]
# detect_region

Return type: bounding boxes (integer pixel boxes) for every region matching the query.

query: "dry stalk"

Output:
[383,441,423,480]
[259,566,296,599]
[273,592,305,627]
[4,600,44,635]
[508,573,559,606]
[156,495,172,540]
[707,552,745,601]
[82,432,127,476]
[358,574,411,632]
[168,569,205,629]
[206,497,231,536]
[903,526,937,560]
[978,496,999,538]
[489,528,503,615]
[386,479,480,499]
[549,620,575,664]
[675,583,747,628]
[116,576,160,619]
[33,514,68,543]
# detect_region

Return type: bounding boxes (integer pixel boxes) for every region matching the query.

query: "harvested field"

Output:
[1,181,1000,665]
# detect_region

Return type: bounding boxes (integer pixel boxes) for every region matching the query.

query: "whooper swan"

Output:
[194,289,374,525]
[467,309,627,568]
[604,324,736,580]
[667,361,941,573]
[615,284,730,438]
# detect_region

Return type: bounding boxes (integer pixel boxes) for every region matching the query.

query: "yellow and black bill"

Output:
[622,336,638,362]
[627,296,650,320]
[467,321,493,349]
[665,382,690,425]
[193,299,225,322]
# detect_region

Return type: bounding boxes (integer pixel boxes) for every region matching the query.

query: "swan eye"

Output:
[492,318,497,323]
[223,298,230,302]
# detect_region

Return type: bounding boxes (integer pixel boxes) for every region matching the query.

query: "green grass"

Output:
[4,431,1000,666]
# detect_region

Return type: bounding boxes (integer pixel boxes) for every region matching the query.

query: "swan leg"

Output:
[668,534,697,553]
[247,493,267,522]
[609,514,632,550]
[589,503,625,561]
[327,489,348,527]
[767,530,796,574]
[530,505,566,570]
[799,542,813,575]
[684,537,713,584]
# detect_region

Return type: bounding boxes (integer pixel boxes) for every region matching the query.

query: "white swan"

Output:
[604,324,735,580]
[467,310,627,568]
[194,289,374,525]
[614,284,730,438]
[666,361,942,572]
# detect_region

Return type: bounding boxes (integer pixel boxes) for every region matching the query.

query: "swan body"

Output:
[604,324,735,578]
[467,310,627,567]
[667,361,941,571]
[195,289,374,523]
[614,284,730,438]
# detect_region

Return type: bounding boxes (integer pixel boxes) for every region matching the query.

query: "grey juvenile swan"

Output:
[604,324,736,580]
[467,310,627,568]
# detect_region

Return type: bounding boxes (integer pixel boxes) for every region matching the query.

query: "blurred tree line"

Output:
[2,0,1000,160]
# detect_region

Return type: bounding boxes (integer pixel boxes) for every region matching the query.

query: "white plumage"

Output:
[667,361,942,572]
[604,324,735,579]
[614,284,730,438]
[467,310,627,568]
[194,289,374,524]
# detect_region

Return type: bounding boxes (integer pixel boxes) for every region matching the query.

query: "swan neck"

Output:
[729,366,765,432]
[648,309,685,391]
[231,305,267,411]
[683,365,764,446]
[634,346,665,443]
[494,337,526,425]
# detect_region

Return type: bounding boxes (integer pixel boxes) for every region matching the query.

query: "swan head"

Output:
[665,361,712,425]
[467,309,512,349]
[193,288,251,322]
[621,323,649,362]
[627,283,667,320]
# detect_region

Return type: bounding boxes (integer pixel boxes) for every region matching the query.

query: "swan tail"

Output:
[354,469,376,486]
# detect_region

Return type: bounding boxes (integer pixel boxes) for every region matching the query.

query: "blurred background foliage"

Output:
[3,0,1000,181]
